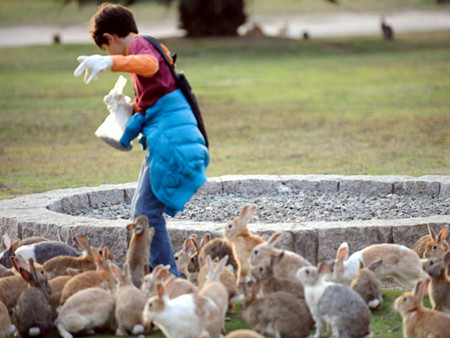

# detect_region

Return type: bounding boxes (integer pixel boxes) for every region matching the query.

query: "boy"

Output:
[74,3,209,277]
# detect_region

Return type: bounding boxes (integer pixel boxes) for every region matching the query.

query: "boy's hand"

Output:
[74,55,113,84]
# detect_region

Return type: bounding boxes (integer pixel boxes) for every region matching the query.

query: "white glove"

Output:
[74,55,113,84]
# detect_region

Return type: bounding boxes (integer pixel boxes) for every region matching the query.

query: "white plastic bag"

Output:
[95,75,133,151]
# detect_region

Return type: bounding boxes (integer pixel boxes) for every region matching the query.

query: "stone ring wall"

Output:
[0,175,448,264]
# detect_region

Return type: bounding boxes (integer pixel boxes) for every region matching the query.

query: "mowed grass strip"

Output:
[0,31,449,199]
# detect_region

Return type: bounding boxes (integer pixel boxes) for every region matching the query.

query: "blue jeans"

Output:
[131,153,180,277]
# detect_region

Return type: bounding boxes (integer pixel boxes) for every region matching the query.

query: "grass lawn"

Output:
[0,31,449,199]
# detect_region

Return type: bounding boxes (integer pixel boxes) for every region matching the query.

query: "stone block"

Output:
[88,189,126,208]
[59,193,90,214]
[338,175,396,196]
[292,228,318,265]
[394,178,440,197]
[221,175,282,195]
[280,175,339,193]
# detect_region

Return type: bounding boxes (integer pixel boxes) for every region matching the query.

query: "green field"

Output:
[1,31,449,199]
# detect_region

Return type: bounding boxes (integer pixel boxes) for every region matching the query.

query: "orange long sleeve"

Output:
[110,54,159,78]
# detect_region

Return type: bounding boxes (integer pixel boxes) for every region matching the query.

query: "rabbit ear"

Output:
[110,263,122,280]
[1,234,11,250]
[10,256,21,272]
[367,259,383,272]
[427,224,437,240]
[336,242,349,262]
[413,279,429,304]
[358,260,364,271]
[126,223,136,231]
[267,232,282,247]
[19,267,33,283]
[212,255,228,280]
[11,241,20,253]
[199,233,211,248]
[438,225,448,241]
[240,205,256,222]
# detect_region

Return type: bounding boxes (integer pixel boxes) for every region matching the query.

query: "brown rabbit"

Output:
[199,255,230,333]
[174,234,198,279]
[394,279,450,337]
[250,232,311,282]
[141,264,198,300]
[56,283,116,338]
[223,205,264,288]
[0,300,15,338]
[350,259,384,310]
[48,269,82,320]
[199,236,239,275]
[413,224,449,258]
[250,251,304,300]
[198,255,241,313]
[60,247,113,305]
[242,281,314,338]
[0,256,37,311]
[43,234,96,280]
[111,263,148,336]
[13,258,53,338]
[186,233,211,285]
[126,215,156,288]
[422,249,450,314]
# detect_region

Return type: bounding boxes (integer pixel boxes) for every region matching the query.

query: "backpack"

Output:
[143,36,209,149]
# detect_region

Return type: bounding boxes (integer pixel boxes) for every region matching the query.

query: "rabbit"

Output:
[199,235,239,275]
[174,234,198,279]
[13,258,53,338]
[199,255,230,333]
[95,75,134,151]
[142,282,223,338]
[0,300,14,338]
[186,233,211,285]
[0,256,46,312]
[48,273,77,321]
[250,251,304,300]
[422,249,450,313]
[14,240,80,265]
[198,255,241,312]
[413,224,449,259]
[141,264,198,300]
[242,281,314,338]
[0,265,14,278]
[111,262,148,336]
[60,247,113,305]
[55,283,116,338]
[223,205,264,288]
[350,259,384,310]
[224,329,265,338]
[43,234,96,280]
[0,234,48,268]
[297,262,372,338]
[250,232,311,282]
[126,215,156,288]
[394,279,450,338]
[331,241,426,288]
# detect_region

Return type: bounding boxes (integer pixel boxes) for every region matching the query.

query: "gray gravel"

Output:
[67,191,450,223]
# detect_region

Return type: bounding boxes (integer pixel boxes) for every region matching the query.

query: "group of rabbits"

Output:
[0,205,449,338]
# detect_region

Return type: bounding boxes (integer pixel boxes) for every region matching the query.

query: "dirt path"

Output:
[1,10,449,47]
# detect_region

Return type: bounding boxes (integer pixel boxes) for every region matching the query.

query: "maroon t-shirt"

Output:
[128,36,177,113]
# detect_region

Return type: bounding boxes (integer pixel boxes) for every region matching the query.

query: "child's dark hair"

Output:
[90,3,138,48]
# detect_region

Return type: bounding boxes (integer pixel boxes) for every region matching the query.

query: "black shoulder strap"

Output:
[142,35,178,79]
[142,35,209,148]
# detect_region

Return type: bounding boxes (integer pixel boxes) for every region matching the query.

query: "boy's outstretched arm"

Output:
[74,55,113,84]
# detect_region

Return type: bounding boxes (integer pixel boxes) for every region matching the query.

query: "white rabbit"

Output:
[331,242,426,288]
[95,75,134,151]
[297,262,372,338]
[142,282,223,338]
